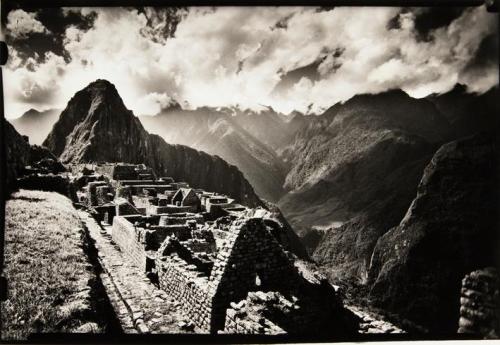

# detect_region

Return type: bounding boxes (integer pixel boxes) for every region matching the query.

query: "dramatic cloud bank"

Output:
[4,6,498,118]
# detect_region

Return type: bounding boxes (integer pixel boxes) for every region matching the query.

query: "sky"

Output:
[2,6,499,118]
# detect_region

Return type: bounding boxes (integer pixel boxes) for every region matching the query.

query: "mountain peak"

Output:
[449,83,468,94]
[427,83,468,98]
[18,108,41,120]
[80,79,121,100]
[43,79,138,159]
[160,99,183,113]
[86,78,117,89]
[25,108,40,114]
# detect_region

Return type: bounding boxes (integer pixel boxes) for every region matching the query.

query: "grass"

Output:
[1,190,103,340]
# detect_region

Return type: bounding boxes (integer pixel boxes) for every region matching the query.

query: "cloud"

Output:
[3,6,498,118]
[136,92,179,115]
[5,50,65,109]
[6,9,50,39]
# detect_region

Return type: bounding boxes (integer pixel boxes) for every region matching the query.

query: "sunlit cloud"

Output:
[3,6,498,118]
[6,9,50,39]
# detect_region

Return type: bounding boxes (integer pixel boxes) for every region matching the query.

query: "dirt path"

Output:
[79,210,197,334]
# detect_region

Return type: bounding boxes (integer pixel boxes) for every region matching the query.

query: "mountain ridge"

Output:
[139,108,289,202]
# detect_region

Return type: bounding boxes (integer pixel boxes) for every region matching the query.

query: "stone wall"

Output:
[207,218,299,331]
[117,180,168,186]
[130,185,174,195]
[148,225,191,246]
[159,213,204,226]
[223,309,285,335]
[112,216,154,271]
[116,186,133,202]
[96,185,114,205]
[155,217,303,333]
[112,164,138,180]
[17,174,77,202]
[87,181,109,206]
[148,205,196,214]
[458,267,500,338]
[156,240,213,333]
[93,204,116,223]
[93,163,115,179]
[115,198,142,216]
[222,293,286,335]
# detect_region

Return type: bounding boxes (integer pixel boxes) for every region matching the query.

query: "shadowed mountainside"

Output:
[3,119,31,196]
[426,84,499,139]
[277,90,451,282]
[368,133,498,333]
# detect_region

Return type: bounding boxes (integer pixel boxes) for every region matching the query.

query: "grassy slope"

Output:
[1,190,102,340]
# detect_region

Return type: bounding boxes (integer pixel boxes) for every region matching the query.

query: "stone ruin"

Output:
[74,162,358,335]
[13,141,76,201]
[458,267,500,338]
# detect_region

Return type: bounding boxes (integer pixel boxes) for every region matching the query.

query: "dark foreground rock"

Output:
[4,120,31,196]
[368,133,498,333]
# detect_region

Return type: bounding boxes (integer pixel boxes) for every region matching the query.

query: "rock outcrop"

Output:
[43,80,262,208]
[368,133,498,333]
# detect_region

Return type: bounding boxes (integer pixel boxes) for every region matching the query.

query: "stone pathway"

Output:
[346,304,405,334]
[78,210,197,334]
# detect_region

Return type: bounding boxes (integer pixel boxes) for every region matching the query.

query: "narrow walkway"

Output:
[78,210,196,334]
[346,304,405,334]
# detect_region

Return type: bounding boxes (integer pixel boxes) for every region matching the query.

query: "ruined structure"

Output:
[458,268,500,338]
[74,162,357,335]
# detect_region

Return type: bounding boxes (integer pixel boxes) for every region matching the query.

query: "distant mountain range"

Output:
[139,108,290,202]
[10,108,61,145]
